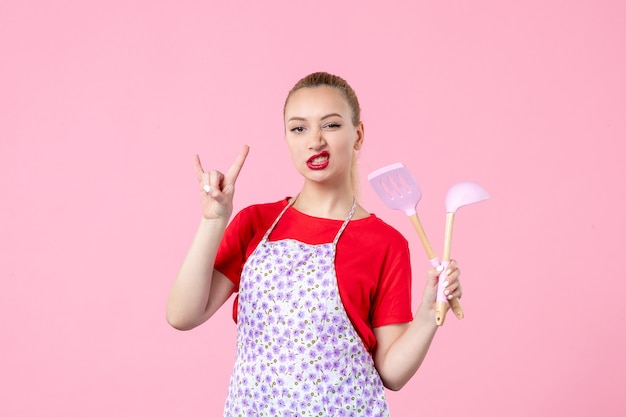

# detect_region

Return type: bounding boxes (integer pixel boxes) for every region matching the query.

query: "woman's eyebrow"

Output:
[287,113,343,123]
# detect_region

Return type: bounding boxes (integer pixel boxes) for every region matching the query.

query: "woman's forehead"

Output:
[285,86,350,118]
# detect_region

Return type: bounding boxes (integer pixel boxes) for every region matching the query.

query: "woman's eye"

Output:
[290,126,305,133]
[324,123,341,129]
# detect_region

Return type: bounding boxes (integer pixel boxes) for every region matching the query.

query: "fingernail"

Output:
[203,184,211,193]
[448,294,454,300]
[446,269,452,276]
[444,290,450,295]
[436,265,444,272]
[443,281,449,288]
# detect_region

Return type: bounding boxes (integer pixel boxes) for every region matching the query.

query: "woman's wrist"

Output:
[414,303,438,330]
[199,216,229,228]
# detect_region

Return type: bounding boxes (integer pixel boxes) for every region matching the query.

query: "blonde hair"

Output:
[284,72,362,195]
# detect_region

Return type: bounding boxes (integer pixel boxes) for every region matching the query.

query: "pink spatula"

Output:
[367,163,464,322]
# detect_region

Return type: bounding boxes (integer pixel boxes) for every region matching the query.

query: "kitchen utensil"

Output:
[368,163,436,260]
[368,163,464,322]
[435,181,490,325]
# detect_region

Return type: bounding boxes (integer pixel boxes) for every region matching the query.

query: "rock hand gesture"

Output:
[194,145,249,221]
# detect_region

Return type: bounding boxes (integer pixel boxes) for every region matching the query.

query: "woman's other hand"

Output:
[420,259,463,313]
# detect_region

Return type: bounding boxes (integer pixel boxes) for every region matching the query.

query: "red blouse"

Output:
[214,198,413,354]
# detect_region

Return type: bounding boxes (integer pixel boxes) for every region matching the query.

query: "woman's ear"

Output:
[354,122,365,150]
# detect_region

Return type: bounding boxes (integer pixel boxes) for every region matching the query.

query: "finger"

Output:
[427,266,441,289]
[443,262,462,299]
[209,170,224,192]
[448,287,463,300]
[445,266,460,279]
[194,154,206,182]
[443,260,459,278]
[443,280,461,299]
[224,145,250,184]
[434,264,453,282]
[201,172,210,193]
[442,270,461,290]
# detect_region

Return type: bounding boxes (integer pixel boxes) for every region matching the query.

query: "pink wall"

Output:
[2,1,625,416]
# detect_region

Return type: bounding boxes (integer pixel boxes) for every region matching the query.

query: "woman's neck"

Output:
[291,182,366,220]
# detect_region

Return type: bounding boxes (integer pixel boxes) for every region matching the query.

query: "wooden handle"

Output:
[436,298,463,324]
[442,212,464,322]
[409,214,437,260]
[435,301,449,326]
[442,212,455,262]
[450,297,464,320]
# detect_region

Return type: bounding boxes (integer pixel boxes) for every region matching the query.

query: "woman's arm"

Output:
[166,146,248,330]
[373,261,462,390]
[166,218,234,330]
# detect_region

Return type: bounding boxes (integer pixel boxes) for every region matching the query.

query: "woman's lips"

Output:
[306,151,330,170]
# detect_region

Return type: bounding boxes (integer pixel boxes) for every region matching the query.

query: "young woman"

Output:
[167,72,462,416]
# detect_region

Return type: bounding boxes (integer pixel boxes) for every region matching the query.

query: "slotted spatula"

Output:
[368,163,464,322]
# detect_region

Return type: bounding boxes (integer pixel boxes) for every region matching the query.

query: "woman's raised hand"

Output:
[194,145,249,220]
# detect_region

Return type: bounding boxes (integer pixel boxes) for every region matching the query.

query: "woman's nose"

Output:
[308,128,326,150]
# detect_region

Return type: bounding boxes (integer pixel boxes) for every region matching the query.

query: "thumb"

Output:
[427,265,445,288]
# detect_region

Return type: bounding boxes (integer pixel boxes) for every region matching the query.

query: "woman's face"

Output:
[284,86,363,188]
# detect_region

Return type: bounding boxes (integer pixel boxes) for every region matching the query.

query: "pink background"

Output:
[2,1,625,416]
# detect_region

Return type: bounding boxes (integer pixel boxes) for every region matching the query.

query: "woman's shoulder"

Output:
[352,213,409,246]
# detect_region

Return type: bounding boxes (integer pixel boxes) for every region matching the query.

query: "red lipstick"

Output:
[306,151,330,170]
